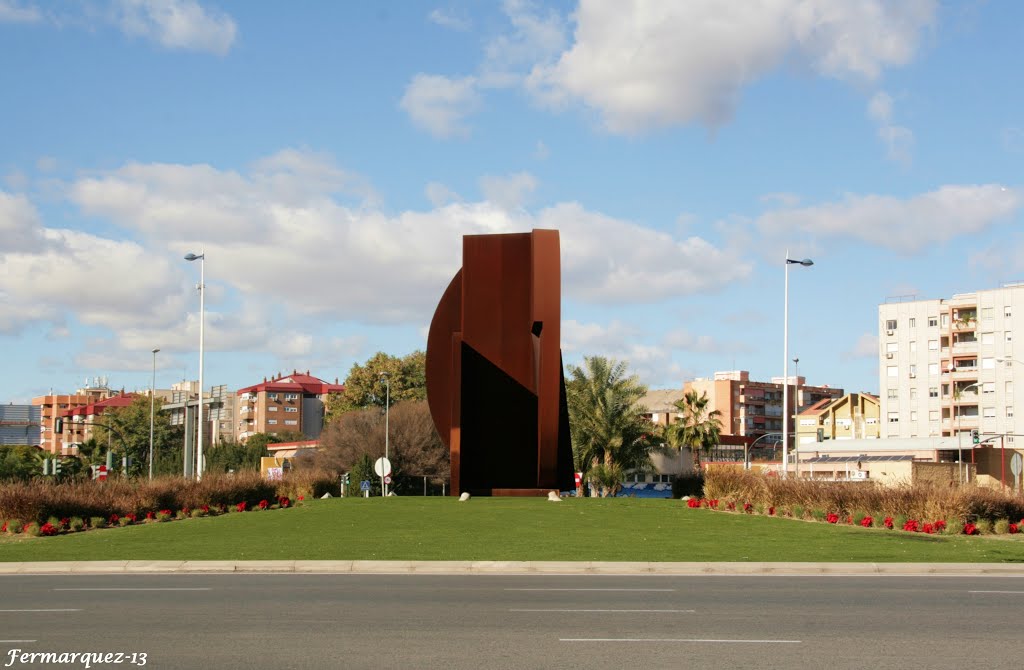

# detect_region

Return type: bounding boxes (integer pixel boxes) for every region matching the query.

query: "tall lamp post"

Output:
[955,381,981,484]
[381,374,390,496]
[149,348,159,480]
[782,255,813,479]
[185,251,205,481]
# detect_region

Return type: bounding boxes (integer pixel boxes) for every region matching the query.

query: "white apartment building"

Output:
[878,283,1022,447]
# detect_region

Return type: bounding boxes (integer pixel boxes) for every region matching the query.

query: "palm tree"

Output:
[668,390,723,471]
[565,356,656,497]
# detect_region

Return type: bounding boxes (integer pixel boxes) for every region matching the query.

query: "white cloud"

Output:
[0,190,48,253]
[844,333,879,361]
[112,0,237,55]
[425,182,461,207]
[0,0,41,23]
[867,91,913,165]
[478,172,538,210]
[480,0,567,86]
[399,74,481,138]
[527,0,936,133]
[534,140,550,160]
[755,185,1022,253]
[428,7,471,32]
[562,319,681,387]
[64,150,749,327]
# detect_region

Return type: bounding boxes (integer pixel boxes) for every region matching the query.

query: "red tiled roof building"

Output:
[236,371,343,443]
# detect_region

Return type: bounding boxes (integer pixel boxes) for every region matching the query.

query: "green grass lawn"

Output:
[2,497,1023,563]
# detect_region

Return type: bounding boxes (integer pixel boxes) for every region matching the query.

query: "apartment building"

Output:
[796,392,880,446]
[236,371,344,442]
[685,370,843,443]
[32,379,117,454]
[60,393,136,448]
[878,283,1022,446]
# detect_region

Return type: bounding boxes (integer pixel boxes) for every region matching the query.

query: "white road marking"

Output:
[0,609,82,612]
[0,640,37,643]
[53,590,211,594]
[561,638,802,644]
[505,588,675,592]
[969,590,1024,594]
[511,609,694,613]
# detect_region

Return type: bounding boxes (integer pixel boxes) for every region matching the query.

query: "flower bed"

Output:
[0,470,335,539]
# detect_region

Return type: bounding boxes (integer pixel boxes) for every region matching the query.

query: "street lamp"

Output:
[149,348,159,480]
[996,357,1024,365]
[782,255,813,479]
[954,381,981,484]
[381,374,390,497]
[184,251,205,481]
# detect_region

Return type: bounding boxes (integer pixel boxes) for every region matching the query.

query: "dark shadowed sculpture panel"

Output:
[426,229,574,496]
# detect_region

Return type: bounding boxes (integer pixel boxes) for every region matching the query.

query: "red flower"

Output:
[883,516,894,529]
[903,519,920,532]
[964,523,978,535]
[726,501,736,511]
[768,507,775,516]
[826,513,839,524]
[860,516,873,528]
[298,495,304,501]
[145,511,155,520]
[922,523,934,534]
[109,514,119,524]
[126,513,137,522]
[934,520,947,532]
[1,521,7,533]
[743,502,753,513]
[709,499,719,509]
[1009,523,1019,535]
[39,522,58,537]
[258,499,269,510]
[201,505,210,513]
[236,501,248,512]
[181,508,190,516]
[60,517,70,528]
[159,509,172,516]
[278,497,290,508]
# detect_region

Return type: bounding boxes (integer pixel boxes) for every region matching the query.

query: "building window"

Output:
[929,410,939,421]
[929,387,938,398]
[268,406,278,412]
[941,314,949,327]
[983,407,996,419]
[284,419,298,426]
[910,388,918,400]
[285,407,298,413]
[1007,381,1014,395]
[928,363,938,376]
[1008,406,1014,418]
[982,357,995,370]
[909,364,917,377]
[981,307,994,319]
[1006,331,1013,343]
[983,382,995,394]
[267,394,280,402]
[887,413,899,423]
[909,318,916,328]
[887,389,898,399]
[981,332,994,344]
[928,317,938,327]
[268,419,278,425]
[910,411,918,421]
[886,342,898,353]
[1006,307,1013,318]
[886,319,897,331]
[887,366,898,377]
[909,340,917,354]
[928,340,938,351]
[285,393,299,401]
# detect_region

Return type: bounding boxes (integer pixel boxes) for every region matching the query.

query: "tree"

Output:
[565,356,657,497]
[0,445,44,481]
[91,395,182,477]
[325,351,427,422]
[311,400,447,494]
[668,390,723,470]
[204,438,265,474]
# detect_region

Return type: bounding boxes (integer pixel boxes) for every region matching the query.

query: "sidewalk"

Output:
[2,560,1024,575]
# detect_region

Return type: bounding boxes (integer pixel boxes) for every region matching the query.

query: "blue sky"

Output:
[1,0,1022,404]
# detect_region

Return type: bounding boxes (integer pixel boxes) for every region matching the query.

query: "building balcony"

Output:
[952,392,980,404]
[945,367,978,380]
[951,341,978,354]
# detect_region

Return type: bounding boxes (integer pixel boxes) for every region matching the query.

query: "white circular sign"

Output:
[374,457,392,478]
[384,475,392,484]
[1011,453,1023,478]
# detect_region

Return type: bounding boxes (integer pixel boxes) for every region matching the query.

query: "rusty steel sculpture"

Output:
[426,229,574,496]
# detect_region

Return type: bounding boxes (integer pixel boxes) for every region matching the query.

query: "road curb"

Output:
[2,561,1024,576]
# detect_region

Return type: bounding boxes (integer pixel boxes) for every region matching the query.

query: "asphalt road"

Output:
[2,573,1022,670]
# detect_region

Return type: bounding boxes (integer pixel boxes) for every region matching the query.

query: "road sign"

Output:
[1011,453,1023,478]
[374,457,392,478]
[94,465,108,481]
[574,472,582,487]
[360,480,371,492]
[384,475,392,485]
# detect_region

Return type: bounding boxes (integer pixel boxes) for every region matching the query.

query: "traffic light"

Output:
[971,429,979,444]
[53,459,62,476]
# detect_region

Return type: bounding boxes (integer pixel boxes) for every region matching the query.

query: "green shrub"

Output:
[944,521,964,536]
[671,473,705,499]
[189,508,204,518]
[46,516,62,528]
[175,510,187,520]
[871,514,887,529]
[118,517,132,527]
[23,522,41,537]
[810,508,826,522]
[852,510,870,527]
[791,505,805,520]
[7,518,24,534]
[155,511,172,522]
[89,516,107,529]
[68,517,84,532]
[975,519,992,535]
[894,515,909,531]
[993,519,1010,535]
